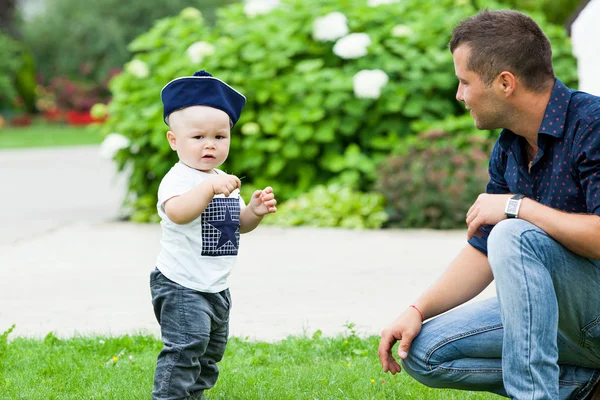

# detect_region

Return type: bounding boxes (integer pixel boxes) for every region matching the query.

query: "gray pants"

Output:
[150,268,231,400]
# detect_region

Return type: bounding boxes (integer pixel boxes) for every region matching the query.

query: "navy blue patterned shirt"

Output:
[469,78,600,255]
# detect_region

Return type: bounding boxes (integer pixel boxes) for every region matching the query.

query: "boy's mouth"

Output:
[202,155,216,159]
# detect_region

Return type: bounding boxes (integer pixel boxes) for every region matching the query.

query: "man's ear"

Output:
[496,71,517,97]
[166,131,177,150]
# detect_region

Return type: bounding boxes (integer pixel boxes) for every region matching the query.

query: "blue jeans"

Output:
[402,219,600,399]
[150,268,231,400]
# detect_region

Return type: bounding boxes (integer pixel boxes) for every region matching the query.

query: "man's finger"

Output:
[467,217,481,240]
[398,333,414,360]
[466,208,477,226]
[378,331,397,370]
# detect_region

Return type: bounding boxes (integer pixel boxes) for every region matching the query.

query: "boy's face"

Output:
[166,106,231,173]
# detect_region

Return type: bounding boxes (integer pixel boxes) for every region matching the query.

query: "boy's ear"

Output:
[166,131,177,150]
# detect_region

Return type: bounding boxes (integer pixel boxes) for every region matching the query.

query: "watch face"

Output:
[506,200,519,215]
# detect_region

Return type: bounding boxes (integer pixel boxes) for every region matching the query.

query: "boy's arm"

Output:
[239,207,264,234]
[165,174,241,224]
[240,187,277,234]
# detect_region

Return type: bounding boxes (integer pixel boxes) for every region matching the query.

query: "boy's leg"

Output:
[150,268,214,400]
[189,289,232,398]
[488,219,600,399]
[401,297,600,399]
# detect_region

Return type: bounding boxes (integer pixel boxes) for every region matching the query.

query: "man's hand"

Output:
[378,307,423,375]
[211,174,241,196]
[466,193,513,239]
[248,186,277,217]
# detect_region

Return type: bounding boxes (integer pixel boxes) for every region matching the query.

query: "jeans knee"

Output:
[488,219,541,272]
[400,330,447,389]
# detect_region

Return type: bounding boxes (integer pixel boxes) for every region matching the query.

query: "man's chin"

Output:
[473,119,492,130]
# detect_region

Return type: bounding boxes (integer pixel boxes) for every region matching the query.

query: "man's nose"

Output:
[456,83,464,102]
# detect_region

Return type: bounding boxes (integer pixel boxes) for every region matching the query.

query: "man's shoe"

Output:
[590,380,600,400]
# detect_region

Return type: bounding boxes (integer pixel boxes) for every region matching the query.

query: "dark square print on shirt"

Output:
[201,197,240,256]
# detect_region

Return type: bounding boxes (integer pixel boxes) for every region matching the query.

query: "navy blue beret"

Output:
[160,70,246,127]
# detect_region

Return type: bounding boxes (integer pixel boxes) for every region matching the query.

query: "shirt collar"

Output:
[498,78,572,151]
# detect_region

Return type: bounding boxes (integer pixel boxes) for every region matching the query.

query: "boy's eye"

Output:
[216,135,225,139]
[193,135,203,139]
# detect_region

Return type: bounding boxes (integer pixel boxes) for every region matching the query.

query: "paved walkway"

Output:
[0,146,496,341]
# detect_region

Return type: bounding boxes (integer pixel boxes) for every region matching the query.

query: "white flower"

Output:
[180,7,202,20]
[353,69,389,99]
[99,340,105,345]
[312,12,349,42]
[367,0,400,6]
[186,41,215,64]
[391,24,413,38]
[130,143,140,154]
[126,60,149,79]
[333,33,372,59]
[129,355,134,361]
[99,133,130,159]
[244,0,280,17]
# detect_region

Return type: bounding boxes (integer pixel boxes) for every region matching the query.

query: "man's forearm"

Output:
[519,198,600,259]
[414,244,493,320]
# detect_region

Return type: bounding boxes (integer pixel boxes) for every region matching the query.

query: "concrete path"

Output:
[0,146,496,341]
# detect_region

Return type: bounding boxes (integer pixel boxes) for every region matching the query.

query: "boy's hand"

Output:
[248,186,277,216]
[211,174,241,197]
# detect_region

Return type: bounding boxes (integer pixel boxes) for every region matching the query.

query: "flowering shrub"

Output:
[376,121,495,229]
[49,75,113,112]
[101,0,577,222]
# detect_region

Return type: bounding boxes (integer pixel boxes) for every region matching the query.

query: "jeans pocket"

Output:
[581,316,600,360]
[150,267,167,288]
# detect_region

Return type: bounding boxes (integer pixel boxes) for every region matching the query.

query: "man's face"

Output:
[167,106,231,173]
[453,45,504,130]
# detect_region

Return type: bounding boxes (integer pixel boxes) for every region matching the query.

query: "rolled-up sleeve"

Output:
[576,122,600,216]
[468,140,510,255]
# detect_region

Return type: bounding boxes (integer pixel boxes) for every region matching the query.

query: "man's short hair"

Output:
[449,9,555,92]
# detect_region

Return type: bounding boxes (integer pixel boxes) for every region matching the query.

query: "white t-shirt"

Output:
[155,162,246,293]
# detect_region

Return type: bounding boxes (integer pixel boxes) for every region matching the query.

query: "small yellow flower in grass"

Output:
[370,378,375,383]
[344,340,348,344]
[112,357,118,362]
[346,362,351,367]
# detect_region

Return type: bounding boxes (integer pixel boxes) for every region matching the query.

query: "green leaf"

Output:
[295,125,314,142]
[266,158,286,175]
[295,59,324,74]
[283,141,301,159]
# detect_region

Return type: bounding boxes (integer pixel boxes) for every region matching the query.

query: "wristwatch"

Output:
[505,194,525,219]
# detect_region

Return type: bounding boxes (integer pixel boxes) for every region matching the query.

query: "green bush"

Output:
[498,0,580,25]
[0,33,23,111]
[263,185,388,229]
[376,126,494,229]
[19,0,239,83]
[102,0,577,222]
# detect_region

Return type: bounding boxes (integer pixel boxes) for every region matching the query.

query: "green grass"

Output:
[0,326,504,400]
[0,120,103,149]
